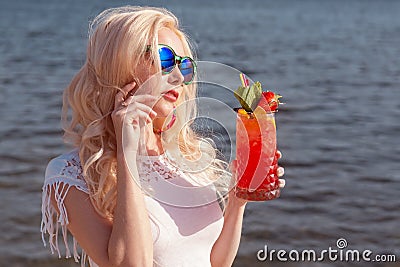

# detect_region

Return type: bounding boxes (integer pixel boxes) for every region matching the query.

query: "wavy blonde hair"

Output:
[62,6,230,220]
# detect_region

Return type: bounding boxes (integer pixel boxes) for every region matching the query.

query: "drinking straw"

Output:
[240,73,249,87]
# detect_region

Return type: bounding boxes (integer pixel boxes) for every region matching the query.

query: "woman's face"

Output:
[149,28,187,129]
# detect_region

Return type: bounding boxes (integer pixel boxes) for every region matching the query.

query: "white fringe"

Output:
[41,180,89,266]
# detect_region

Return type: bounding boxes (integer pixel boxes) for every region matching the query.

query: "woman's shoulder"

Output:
[44,149,87,191]
[41,148,90,263]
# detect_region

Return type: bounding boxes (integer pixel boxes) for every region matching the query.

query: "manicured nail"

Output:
[277,167,285,177]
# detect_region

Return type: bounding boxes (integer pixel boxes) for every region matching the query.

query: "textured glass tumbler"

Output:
[235,110,280,201]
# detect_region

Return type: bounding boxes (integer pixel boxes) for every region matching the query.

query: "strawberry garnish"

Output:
[260,91,282,112]
[264,91,276,102]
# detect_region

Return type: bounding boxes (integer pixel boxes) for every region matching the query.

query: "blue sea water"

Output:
[0,0,399,266]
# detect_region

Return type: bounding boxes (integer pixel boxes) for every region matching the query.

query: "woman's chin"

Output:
[153,100,175,117]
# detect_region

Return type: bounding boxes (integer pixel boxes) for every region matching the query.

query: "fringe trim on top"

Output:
[40,178,92,267]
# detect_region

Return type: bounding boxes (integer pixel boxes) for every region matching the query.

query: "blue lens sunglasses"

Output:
[148,44,196,85]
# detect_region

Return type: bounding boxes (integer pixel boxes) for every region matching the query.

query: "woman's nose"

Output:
[167,66,184,85]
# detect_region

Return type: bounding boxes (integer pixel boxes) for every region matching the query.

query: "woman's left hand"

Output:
[276,150,286,188]
[229,150,286,206]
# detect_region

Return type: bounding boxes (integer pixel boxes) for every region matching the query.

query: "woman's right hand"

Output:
[111,81,157,153]
[110,81,156,266]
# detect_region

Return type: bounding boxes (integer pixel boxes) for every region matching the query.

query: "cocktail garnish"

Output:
[234,73,282,113]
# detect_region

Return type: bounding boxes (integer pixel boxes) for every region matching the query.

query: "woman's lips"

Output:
[162,90,179,102]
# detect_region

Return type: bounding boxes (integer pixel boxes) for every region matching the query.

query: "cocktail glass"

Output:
[235,108,280,201]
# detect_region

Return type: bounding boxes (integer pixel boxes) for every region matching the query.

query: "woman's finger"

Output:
[126,102,157,119]
[123,109,152,127]
[115,82,137,108]
[114,90,126,109]
[135,109,154,124]
[277,166,285,177]
[279,179,286,188]
[121,81,137,95]
[124,94,158,107]
[137,94,159,107]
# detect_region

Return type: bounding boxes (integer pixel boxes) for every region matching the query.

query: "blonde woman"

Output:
[41,6,284,267]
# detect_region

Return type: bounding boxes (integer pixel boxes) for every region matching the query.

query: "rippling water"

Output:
[1,0,400,266]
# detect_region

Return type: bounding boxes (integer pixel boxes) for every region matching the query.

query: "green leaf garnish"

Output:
[234,81,263,112]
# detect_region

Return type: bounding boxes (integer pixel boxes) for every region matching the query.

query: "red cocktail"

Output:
[233,74,283,201]
[234,108,281,201]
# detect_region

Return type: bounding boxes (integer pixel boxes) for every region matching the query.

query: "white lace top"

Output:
[41,149,224,267]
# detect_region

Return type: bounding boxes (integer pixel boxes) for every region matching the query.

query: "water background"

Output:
[1,0,400,266]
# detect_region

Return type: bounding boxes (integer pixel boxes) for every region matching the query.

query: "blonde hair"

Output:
[62,6,230,220]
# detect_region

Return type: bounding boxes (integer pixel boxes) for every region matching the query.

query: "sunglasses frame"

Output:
[148,44,196,85]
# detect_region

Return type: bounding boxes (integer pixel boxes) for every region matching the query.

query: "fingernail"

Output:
[277,167,285,177]
[151,111,157,117]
